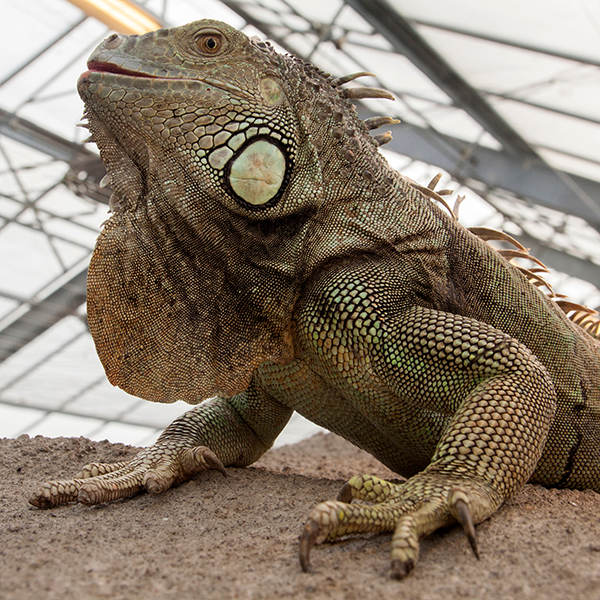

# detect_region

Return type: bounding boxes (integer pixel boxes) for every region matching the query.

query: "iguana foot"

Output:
[299,473,501,578]
[29,443,226,508]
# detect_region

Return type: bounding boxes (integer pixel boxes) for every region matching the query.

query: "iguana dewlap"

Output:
[30,20,600,579]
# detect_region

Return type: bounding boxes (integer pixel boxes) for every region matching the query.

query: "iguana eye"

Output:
[196,32,223,55]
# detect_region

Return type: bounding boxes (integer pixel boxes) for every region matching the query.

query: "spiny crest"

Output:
[415,172,600,340]
[331,71,399,148]
[402,172,461,219]
[554,301,600,338]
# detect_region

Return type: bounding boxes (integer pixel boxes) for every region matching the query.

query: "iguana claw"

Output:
[336,481,353,503]
[449,488,480,560]
[390,557,415,580]
[299,520,320,572]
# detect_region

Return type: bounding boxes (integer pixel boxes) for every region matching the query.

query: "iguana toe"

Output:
[29,444,226,508]
[29,480,84,508]
[74,461,129,479]
[338,474,404,503]
[143,447,226,495]
[299,496,403,572]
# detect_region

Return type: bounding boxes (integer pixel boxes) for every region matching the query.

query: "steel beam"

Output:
[410,18,600,69]
[345,0,538,158]
[0,107,110,204]
[0,106,90,164]
[374,117,600,226]
[0,264,88,363]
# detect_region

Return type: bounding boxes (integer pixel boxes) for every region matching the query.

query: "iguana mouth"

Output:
[83,62,247,98]
[86,61,158,78]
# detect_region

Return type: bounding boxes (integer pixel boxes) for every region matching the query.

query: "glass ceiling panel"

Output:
[538,148,600,185]
[343,42,451,105]
[307,44,364,81]
[345,30,393,52]
[0,0,82,82]
[4,333,102,409]
[490,97,600,165]
[0,24,108,141]
[287,0,345,25]
[0,137,106,301]
[493,195,600,264]
[0,298,18,323]
[0,137,63,192]
[388,0,600,64]
[334,3,376,34]
[240,3,287,27]
[65,380,143,420]
[87,422,159,446]
[509,66,600,124]
[165,0,244,26]
[0,404,45,438]
[417,25,600,124]
[0,224,67,297]
[0,314,82,388]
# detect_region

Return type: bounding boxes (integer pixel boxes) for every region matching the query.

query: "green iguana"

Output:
[30,20,600,579]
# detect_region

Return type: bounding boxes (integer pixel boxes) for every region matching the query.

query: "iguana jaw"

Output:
[83,107,147,212]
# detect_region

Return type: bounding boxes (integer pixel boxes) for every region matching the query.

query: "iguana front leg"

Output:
[30,387,293,508]
[299,306,557,577]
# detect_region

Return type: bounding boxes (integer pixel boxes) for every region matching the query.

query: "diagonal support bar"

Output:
[374,117,600,226]
[0,106,110,204]
[346,0,538,157]
[0,263,88,363]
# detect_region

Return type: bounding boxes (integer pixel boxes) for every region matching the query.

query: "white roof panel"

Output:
[490,97,600,164]
[0,0,598,448]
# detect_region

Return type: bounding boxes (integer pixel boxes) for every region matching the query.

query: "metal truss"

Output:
[1,0,600,372]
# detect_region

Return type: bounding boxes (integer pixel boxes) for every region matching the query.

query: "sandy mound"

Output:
[1,433,600,599]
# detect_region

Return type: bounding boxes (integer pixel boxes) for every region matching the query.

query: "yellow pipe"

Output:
[67,0,162,35]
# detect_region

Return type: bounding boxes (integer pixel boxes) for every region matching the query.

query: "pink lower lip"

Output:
[78,70,92,83]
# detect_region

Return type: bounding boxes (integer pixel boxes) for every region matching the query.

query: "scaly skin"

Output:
[29,21,600,578]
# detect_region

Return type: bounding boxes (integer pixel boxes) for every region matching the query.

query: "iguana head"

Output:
[80,19,323,215]
[79,20,399,402]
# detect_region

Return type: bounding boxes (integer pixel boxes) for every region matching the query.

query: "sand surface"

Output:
[1,432,600,599]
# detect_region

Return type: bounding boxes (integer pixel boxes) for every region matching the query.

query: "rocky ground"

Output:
[1,432,600,599]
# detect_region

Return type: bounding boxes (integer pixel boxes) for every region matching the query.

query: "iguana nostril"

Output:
[105,33,122,49]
